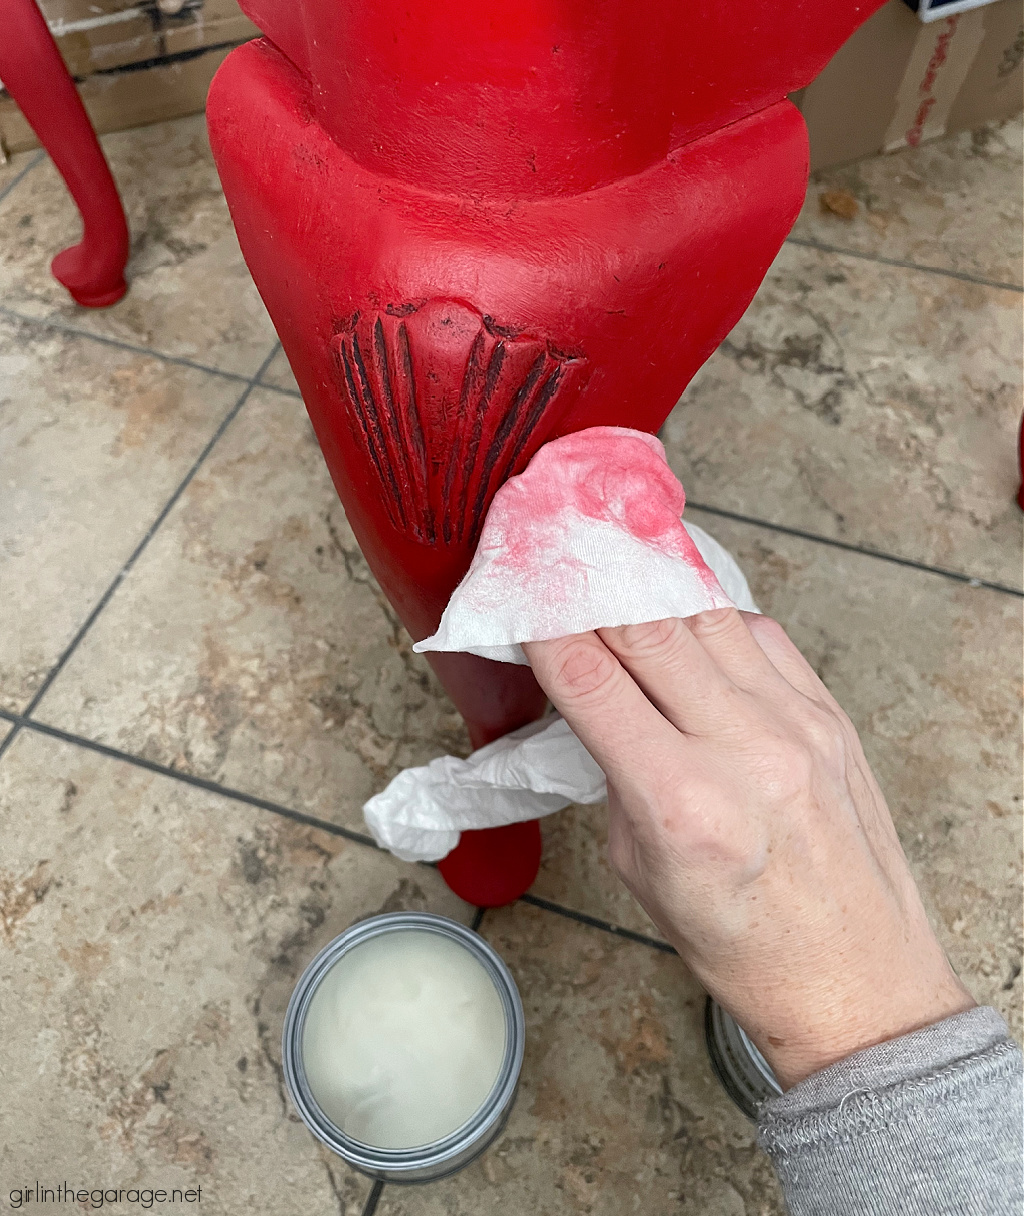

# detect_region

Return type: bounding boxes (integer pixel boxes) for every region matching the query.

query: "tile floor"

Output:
[0,113,1021,1215]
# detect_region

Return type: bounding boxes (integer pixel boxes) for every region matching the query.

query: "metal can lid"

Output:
[281,911,525,1182]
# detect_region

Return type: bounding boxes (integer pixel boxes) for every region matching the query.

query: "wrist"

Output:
[752,975,977,1090]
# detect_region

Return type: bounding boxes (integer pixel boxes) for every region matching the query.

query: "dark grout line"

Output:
[21,345,275,710]
[0,303,270,388]
[0,708,689,968]
[785,235,1024,294]
[252,351,303,397]
[13,297,1000,598]
[2,711,380,849]
[361,1180,385,1216]
[0,302,305,403]
[686,501,1024,599]
[518,893,677,955]
[0,150,45,206]
[0,343,281,766]
[245,379,303,402]
[0,708,680,961]
[258,381,303,399]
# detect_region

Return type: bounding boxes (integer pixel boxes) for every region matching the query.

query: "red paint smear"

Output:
[482,427,720,595]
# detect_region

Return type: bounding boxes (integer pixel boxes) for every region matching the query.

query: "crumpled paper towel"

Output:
[364,427,758,862]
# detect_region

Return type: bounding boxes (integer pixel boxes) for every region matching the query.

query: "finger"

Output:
[523,632,683,787]
[597,615,760,737]
[740,612,839,707]
[683,607,796,696]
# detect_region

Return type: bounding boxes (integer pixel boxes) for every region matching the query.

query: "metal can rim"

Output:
[703,997,782,1120]
[282,911,525,1180]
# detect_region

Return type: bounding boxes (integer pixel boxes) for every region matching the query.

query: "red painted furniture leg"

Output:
[208,1,887,906]
[0,0,129,307]
[438,821,543,911]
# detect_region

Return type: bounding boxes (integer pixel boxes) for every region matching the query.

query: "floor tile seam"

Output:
[0,150,46,206]
[0,709,677,961]
[4,311,996,594]
[255,380,303,399]
[517,892,677,955]
[0,709,381,848]
[785,236,1024,294]
[1,343,280,747]
[0,302,256,385]
[361,1180,384,1216]
[686,501,1024,599]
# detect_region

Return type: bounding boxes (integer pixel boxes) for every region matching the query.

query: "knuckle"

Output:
[757,736,815,801]
[652,772,759,869]
[688,605,745,640]
[552,638,620,702]
[745,613,786,645]
[607,616,683,659]
[795,703,845,763]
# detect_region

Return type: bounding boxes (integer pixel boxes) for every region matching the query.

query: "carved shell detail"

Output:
[330,301,585,546]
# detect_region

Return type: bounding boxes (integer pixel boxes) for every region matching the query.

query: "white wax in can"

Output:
[301,929,507,1149]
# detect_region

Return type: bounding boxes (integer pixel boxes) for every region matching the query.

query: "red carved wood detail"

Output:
[330,301,585,547]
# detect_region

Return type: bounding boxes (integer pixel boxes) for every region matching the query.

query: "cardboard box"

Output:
[795,0,1024,169]
[0,0,257,156]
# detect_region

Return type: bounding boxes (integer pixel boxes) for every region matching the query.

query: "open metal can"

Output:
[282,911,525,1184]
[704,997,782,1119]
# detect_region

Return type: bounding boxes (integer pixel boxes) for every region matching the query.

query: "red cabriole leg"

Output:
[0,0,129,307]
[207,0,887,906]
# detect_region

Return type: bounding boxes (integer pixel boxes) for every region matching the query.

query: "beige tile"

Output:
[663,241,1023,589]
[0,116,277,376]
[259,347,301,394]
[0,313,244,713]
[36,387,470,835]
[792,117,1023,288]
[378,902,783,1216]
[0,148,41,198]
[0,728,471,1210]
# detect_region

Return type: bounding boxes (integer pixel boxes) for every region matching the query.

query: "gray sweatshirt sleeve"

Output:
[757,1006,1023,1216]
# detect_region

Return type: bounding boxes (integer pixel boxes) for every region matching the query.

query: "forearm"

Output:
[758,1006,1024,1216]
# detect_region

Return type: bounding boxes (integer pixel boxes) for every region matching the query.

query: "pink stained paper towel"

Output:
[364,427,758,862]
[413,427,741,665]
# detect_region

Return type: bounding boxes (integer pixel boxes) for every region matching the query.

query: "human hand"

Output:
[523,610,974,1088]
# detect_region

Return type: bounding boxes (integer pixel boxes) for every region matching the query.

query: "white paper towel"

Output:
[413,428,739,665]
[364,427,759,862]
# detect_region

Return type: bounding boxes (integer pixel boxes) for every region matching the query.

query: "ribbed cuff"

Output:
[757,1007,1024,1216]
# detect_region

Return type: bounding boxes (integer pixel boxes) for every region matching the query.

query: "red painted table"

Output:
[208,0,886,906]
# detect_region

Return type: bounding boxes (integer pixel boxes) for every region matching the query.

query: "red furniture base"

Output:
[208,0,886,906]
[438,821,544,910]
